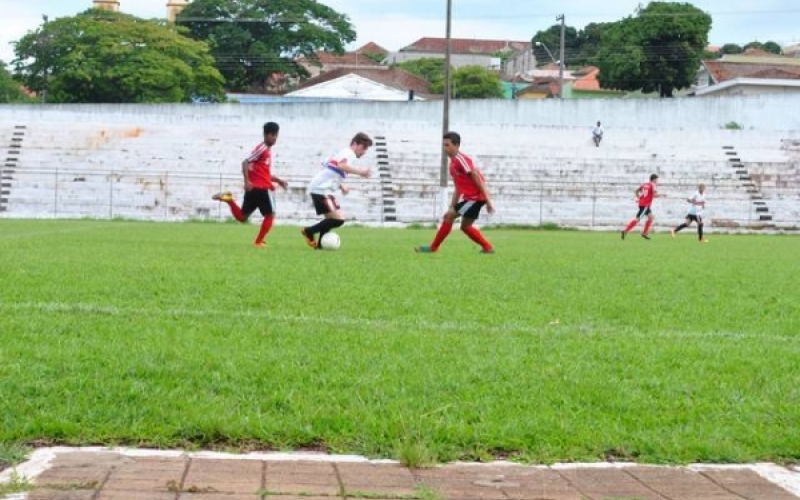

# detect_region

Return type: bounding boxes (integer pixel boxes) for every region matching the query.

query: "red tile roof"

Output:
[356,42,388,55]
[298,42,389,67]
[401,37,531,55]
[703,60,800,83]
[572,66,601,91]
[296,67,433,97]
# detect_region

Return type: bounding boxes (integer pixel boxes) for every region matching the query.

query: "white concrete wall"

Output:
[1,96,798,230]
[2,93,800,130]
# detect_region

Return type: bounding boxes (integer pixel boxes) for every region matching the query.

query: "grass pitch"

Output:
[0,219,798,464]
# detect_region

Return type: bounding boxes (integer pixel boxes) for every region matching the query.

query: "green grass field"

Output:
[1,219,799,465]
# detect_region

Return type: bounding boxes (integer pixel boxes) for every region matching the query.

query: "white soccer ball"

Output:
[320,232,341,251]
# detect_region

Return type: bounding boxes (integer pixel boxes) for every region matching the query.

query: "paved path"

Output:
[2,448,800,500]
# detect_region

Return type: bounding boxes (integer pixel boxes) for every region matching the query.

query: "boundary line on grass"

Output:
[1,301,798,342]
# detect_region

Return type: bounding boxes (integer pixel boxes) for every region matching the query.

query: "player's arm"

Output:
[337,159,372,178]
[240,159,252,190]
[469,170,495,213]
[272,175,288,189]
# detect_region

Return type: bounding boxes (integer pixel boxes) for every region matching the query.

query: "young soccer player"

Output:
[212,122,288,247]
[621,173,660,240]
[415,131,495,254]
[300,132,373,249]
[671,183,709,242]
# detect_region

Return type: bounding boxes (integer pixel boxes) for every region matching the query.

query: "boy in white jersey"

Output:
[671,183,708,242]
[300,132,373,249]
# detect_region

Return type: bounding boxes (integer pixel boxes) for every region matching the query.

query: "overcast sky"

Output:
[1,0,799,65]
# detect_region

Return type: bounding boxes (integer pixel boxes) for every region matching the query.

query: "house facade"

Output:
[695,49,800,97]
[388,38,535,79]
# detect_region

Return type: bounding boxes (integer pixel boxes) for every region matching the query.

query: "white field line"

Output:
[0,224,115,240]
[0,300,799,342]
[2,448,800,499]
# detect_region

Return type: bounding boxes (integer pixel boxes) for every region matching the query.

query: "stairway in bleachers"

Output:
[722,145,773,226]
[373,135,396,222]
[0,125,25,212]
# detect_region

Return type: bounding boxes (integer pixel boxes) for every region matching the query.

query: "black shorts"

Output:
[635,206,652,219]
[311,193,340,215]
[686,214,702,224]
[455,200,486,220]
[241,188,275,217]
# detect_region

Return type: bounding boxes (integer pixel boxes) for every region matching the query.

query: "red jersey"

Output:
[637,181,657,207]
[245,143,274,190]
[449,152,486,201]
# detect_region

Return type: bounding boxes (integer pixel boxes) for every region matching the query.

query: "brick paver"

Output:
[4,450,799,500]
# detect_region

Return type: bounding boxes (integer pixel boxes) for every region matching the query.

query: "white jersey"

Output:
[687,191,706,216]
[593,125,603,137]
[307,147,356,195]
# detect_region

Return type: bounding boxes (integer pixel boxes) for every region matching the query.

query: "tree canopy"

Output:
[398,59,502,99]
[0,62,32,103]
[12,9,225,103]
[595,2,711,97]
[177,0,356,92]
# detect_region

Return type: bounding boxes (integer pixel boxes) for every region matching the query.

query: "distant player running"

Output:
[212,122,287,247]
[415,131,495,254]
[671,183,709,242]
[621,173,660,240]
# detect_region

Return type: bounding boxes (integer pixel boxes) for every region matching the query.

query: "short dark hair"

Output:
[650,174,659,181]
[351,132,373,148]
[443,131,461,145]
[263,122,280,135]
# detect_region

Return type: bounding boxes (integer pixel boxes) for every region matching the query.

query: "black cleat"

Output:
[621,231,626,240]
[641,234,651,240]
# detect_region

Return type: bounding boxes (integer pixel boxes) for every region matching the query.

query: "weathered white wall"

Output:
[2,93,800,131]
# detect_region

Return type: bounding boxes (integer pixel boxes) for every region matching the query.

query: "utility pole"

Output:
[41,15,49,104]
[557,13,565,99]
[439,0,453,215]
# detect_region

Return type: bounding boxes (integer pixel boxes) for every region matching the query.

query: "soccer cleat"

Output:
[300,228,317,249]
[641,233,651,240]
[212,191,234,202]
[620,230,626,240]
[480,248,495,254]
[415,245,435,253]
[671,229,676,238]
[253,242,267,248]
[699,238,709,243]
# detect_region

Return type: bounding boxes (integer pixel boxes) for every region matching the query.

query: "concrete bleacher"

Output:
[0,101,797,230]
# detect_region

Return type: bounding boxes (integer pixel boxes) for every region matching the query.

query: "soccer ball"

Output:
[320,232,341,251]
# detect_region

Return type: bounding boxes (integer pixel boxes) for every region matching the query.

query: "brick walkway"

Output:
[2,448,800,500]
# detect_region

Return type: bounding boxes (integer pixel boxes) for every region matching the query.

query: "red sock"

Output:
[255,216,274,244]
[462,226,492,251]
[643,219,653,235]
[623,219,639,233]
[431,221,453,251]
[226,200,246,222]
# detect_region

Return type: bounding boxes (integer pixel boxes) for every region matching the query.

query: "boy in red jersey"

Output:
[212,122,288,247]
[621,173,660,240]
[415,131,495,254]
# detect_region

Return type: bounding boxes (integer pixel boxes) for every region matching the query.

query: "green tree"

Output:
[760,41,783,54]
[12,9,224,103]
[0,62,32,103]
[720,43,743,55]
[596,2,711,97]
[574,22,612,67]
[432,65,503,99]
[397,57,446,88]
[532,24,579,67]
[177,0,356,92]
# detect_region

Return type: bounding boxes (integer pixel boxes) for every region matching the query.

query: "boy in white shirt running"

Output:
[671,183,708,242]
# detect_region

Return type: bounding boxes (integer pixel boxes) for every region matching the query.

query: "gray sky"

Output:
[2,0,799,65]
